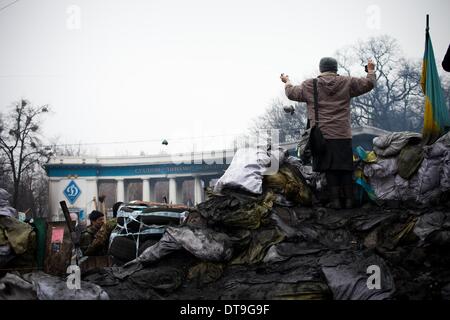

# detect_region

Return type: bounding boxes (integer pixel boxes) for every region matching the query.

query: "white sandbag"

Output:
[0,271,109,300]
[373,132,421,157]
[423,142,448,159]
[441,151,450,189]
[214,147,285,194]
[402,169,441,205]
[368,175,398,200]
[436,131,450,147]
[363,158,398,178]
[415,157,441,195]
[394,175,415,202]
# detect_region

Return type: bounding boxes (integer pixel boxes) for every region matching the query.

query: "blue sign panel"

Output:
[63,180,81,204]
[46,163,230,178]
[79,209,85,220]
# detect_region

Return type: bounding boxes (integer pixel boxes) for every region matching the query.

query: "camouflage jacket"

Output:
[80,219,117,256]
[80,225,101,256]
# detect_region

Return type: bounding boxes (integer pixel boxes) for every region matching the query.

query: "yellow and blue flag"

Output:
[421,26,450,144]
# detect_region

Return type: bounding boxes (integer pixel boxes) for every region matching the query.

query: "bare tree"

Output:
[0,99,52,208]
[18,168,49,218]
[336,35,425,131]
[0,154,12,191]
[47,136,87,157]
[252,98,307,143]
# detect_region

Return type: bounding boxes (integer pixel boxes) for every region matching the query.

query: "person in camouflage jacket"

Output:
[80,203,123,256]
[80,210,105,256]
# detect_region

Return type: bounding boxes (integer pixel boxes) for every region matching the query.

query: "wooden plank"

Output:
[43,222,73,276]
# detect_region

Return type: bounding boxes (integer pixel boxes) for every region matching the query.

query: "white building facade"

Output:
[45,150,234,222]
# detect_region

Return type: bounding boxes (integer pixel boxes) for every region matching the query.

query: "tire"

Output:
[138,239,158,256]
[108,237,137,262]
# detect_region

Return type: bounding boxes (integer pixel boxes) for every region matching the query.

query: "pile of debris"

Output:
[80,199,450,300]
[2,132,450,300]
[80,136,450,300]
[361,131,450,205]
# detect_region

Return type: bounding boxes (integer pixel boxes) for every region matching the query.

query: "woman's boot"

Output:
[343,185,354,209]
[328,186,342,209]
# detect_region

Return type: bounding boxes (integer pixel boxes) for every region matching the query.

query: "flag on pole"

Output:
[421,15,450,144]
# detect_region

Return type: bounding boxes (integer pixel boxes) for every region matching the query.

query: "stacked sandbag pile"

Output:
[363,131,450,204]
[0,189,37,271]
[80,147,450,300]
[6,144,450,300]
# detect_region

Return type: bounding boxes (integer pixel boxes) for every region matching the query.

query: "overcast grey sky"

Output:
[0,0,449,156]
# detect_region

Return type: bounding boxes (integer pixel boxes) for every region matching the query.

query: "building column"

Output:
[169,178,178,204]
[86,178,99,218]
[142,178,150,201]
[203,177,212,201]
[116,178,125,202]
[149,180,156,202]
[49,178,62,221]
[86,178,98,205]
[194,176,204,205]
[176,179,184,204]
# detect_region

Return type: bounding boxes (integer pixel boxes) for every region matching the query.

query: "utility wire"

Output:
[43,132,252,148]
[0,0,20,13]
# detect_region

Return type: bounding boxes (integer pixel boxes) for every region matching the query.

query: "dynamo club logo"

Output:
[63,180,81,204]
